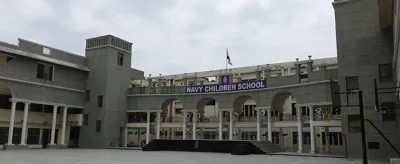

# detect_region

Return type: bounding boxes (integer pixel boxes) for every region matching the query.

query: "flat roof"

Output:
[0,45,90,71]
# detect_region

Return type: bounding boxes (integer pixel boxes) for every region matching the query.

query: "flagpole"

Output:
[226,48,228,73]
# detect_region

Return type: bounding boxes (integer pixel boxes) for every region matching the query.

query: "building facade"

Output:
[0,0,399,160]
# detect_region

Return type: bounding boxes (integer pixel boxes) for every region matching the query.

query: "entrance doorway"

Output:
[69,126,80,148]
[41,129,58,148]
[42,129,50,148]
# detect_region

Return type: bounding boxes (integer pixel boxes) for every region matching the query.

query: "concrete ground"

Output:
[0,149,388,164]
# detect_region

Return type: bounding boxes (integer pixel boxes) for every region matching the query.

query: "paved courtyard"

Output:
[0,149,388,164]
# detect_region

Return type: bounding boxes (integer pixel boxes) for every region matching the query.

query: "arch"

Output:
[233,95,256,114]
[196,97,217,116]
[0,81,14,98]
[271,91,294,113]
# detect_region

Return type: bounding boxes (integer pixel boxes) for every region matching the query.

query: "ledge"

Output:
[2,144,29,150]
[127,80,332,97]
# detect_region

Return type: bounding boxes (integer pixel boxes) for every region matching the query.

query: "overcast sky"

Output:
[0,0,336,76]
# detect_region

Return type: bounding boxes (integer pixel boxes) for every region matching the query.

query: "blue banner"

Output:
[185,80,267,93]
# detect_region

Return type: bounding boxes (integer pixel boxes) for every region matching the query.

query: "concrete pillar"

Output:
[279,128,284,149]
[61,106,68,145]
[192,112,197,140]
[309,106,315,153]
[229,111,233,140]
[256,109,261,141]
[156,112,161,139]
[147,78,152,93]
[50,106,58,145]
[219,111,223,140]
[157,79,162,94]
[307,61,313,74]
[264,69,271,79]
[146,112,150,144]
[7,100,17,145]
[20,102,30,145]
[295,63,301,83]
[297,106,303,153]
[267,109,272,142]
[256,71,261,80]
[182,112,187,140]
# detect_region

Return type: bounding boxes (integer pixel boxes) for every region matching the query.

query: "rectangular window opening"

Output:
[36,63,54,81]
[95,120,101,132]
[117,52,124,66]
[98,95,103,107]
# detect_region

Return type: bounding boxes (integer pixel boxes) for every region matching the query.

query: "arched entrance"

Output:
[160,98,184,140]
[270,91,300,151]
[196,98,219,140]
[233,95,258,141]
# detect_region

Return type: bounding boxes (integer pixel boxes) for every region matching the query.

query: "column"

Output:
[20,102,30,145]
[61,107,68,145]
[146,112,150,144]
[192,112,197,140]
[156,112,161,139]
[229,111,233,140]
[267,108,272,142]
[297,106,303,153]
[256,109,261,141]
[219,111,223,140]
[7,100,17,145]
[309,106,315,153]
[325,127,330,153]
[50,106,58,145]
[182,112,187,139]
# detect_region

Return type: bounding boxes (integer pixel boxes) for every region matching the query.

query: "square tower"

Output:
[80,35,133,148]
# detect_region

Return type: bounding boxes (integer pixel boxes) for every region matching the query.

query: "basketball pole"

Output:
[358,91,368,164]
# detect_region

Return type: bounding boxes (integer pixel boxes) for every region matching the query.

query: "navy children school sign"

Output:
[185,80,267,93]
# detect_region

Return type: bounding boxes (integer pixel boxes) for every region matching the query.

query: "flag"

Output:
[226,49,233,65]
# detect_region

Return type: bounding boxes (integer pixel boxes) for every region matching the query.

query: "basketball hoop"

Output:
[321,106,331,122]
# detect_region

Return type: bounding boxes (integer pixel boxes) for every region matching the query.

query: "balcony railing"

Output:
[129,69,338,95]
[238,116,257,122]
[199,116,219,122]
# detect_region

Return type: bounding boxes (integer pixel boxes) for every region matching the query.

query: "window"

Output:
[36,63,54,81]
[85,90,90,101]
[292,132,298,144]
[368,142,380,149]
[117,52,123,66]
[175,108,183,114]
[348,115,361,133]
[188,81,194,86]
[83,114,89,126]
[379,63,393,82]
[272,132,280,144]
[346,76,359,92]
[0,53,15,64]
[95,120,101,132]
[322,132,343,145]
[6,56,14,62]
[97,95,103,107]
